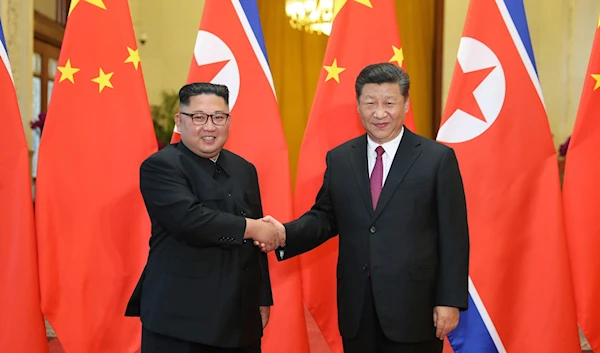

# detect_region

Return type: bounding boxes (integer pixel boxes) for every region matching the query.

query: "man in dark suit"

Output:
[262,63,469,353]
[126,82,282,353]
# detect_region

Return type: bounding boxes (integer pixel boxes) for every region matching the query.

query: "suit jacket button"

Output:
[369,226,376,234]
[362,264,368,271]
[240,211,246,216]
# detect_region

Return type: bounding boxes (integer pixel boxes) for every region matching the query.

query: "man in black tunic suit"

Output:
[126,82,282,353]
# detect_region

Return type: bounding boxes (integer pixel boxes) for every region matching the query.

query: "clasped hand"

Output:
[247,215,285,252]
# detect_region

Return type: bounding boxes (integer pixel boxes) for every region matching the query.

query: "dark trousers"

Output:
[141,326,261,353]
[342,280,443,353]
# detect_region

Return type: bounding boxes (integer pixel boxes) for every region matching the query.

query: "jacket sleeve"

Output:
[435,148,470,310]
[139,156,247,248]
[250,164,274,306]
[278,151,338,261]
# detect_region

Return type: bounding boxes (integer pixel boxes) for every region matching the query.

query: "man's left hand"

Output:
[433,306,459,340]
[260,306,270,328]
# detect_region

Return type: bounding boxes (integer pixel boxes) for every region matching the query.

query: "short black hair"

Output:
[178,82,229,106]
[355,63,410,100]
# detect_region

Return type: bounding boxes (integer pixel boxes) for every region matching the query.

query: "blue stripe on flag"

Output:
[0,18,7,55]
[239,0,270,65]
[447,294,499,353]
[504,0,537,74]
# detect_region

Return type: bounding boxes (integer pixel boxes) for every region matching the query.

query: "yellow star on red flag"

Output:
[389,46,404,67]
[324,59,346,83]
[354,0,373,8]
[69,0,106,15]
[57,59,80,84]
[124,47,141,70]
[91,68,114,92]
[592,74,600,91]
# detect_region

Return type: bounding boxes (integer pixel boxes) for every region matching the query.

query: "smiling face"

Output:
[174,93,230,159]
[357,83,409,144]
[354,63,411,144]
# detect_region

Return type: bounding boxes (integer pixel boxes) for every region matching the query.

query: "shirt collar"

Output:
[367,126,404,158]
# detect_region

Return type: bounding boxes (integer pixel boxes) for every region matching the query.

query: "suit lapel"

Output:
[373,129,422,220]
[348,135,374,217]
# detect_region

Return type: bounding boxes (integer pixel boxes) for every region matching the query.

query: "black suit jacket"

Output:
[125,142,273,348]
[279,128,469,343]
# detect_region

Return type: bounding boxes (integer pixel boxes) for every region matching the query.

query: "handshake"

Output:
[244,215,286,252]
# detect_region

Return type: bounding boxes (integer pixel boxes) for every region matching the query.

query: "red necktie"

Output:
[370,146,385,209]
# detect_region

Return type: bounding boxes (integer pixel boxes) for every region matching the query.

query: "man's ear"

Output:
[174,113,181,132]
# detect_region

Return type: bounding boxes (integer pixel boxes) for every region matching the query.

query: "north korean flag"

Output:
[438,0,580,352]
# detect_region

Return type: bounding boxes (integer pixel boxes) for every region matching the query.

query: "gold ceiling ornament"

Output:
[285,0,346,36]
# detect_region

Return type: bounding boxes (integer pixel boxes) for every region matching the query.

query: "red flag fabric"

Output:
[563,14,600,352]
[437,0,580,352]
[35,0,157,352]
[293,1,410,352]
[173,1,310,352]
[0,19,48,353]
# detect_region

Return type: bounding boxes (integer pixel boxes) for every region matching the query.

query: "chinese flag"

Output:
[438,0,579,352]
[35,0,157,352]
[294,1,410,352]
[0,18,48,353]
[563,14,600,353]
[175,1,310,352]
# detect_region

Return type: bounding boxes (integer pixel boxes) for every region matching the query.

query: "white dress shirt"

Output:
[367,127,404,186]
[278,129,404,256]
